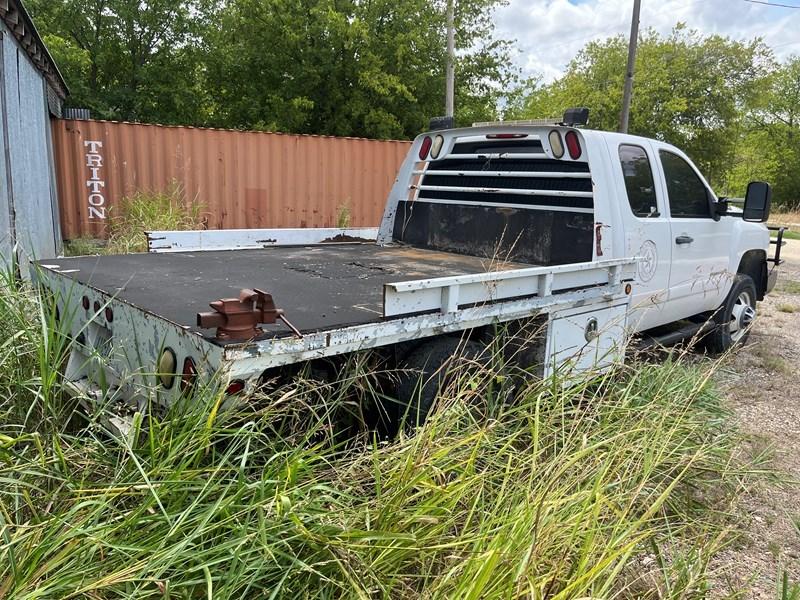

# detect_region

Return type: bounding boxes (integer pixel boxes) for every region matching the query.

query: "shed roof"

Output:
[0,0,68,99]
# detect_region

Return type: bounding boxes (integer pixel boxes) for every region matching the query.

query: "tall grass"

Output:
[106,182,205,254]
[0,277,750,599]
[65,182,205,256]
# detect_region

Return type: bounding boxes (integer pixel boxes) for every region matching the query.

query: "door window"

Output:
[659,151,711,218]
[619,144,658,217]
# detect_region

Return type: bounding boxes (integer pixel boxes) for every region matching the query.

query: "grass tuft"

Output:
[63,182,205,256]
[777,280,800,295]
[106,182,205,254]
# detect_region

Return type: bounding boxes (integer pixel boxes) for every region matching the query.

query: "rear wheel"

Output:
[705,274,757,354]
[394,337,488,431]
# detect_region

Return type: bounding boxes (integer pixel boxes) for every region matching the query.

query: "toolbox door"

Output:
[544,301,629,379]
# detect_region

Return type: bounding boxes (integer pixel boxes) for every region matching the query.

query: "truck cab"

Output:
[379,114,778,350]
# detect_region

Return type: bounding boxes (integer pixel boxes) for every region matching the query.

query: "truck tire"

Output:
[395,337,488,431]
[705,274,757,354]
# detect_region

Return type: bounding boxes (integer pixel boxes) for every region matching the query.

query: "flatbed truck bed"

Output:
[35,235,636,409]
[40,243,522,343]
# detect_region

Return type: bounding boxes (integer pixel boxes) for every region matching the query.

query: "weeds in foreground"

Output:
[0,279,754,599]
[778,571,800,600]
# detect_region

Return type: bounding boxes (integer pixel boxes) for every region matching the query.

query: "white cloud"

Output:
[493,0,800,83]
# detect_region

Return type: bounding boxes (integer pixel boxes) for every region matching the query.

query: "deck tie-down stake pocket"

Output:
[197,288,303,341]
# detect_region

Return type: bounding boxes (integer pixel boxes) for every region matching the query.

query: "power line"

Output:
[516,0,712,54]
[743,0,800,8]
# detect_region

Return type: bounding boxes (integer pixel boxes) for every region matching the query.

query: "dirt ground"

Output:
[710,236,800,597]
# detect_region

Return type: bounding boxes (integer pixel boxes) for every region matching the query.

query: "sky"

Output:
[494,0,800,82]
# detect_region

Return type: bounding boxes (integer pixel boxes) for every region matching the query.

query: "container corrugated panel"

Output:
[52,119,412,239]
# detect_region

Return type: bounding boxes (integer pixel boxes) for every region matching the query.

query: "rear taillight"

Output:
[419,136,432,160]
[105,307,114,322]
[548,130,564,159]
[565,131,582,159]
[225,380,245,395]
[181,357,197,392]
[82,296,90,310]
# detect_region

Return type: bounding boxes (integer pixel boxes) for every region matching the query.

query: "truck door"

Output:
[653,147,729,315]
[610,141,673,331]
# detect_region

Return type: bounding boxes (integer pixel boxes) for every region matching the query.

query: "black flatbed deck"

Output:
[42,243,525,344]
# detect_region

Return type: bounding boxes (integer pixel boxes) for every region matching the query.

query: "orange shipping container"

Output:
[52,119,411,240]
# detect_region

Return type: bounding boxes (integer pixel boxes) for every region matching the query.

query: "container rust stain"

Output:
[52,119,411,240]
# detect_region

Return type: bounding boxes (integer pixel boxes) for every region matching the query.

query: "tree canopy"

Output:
[511,26,799,206]
[29,0,514,139]
[27,2,800,206]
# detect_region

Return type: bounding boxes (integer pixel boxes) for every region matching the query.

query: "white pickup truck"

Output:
[35,109,783,428]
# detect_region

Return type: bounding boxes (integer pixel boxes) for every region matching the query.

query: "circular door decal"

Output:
[638,240,658,283]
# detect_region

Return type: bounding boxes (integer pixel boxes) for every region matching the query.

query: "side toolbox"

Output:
[544,301,630,378]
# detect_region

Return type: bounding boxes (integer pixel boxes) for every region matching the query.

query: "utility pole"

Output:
[619,0,641,134]
[445,0,455,118]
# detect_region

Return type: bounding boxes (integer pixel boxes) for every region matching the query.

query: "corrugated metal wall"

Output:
[52,119,411,239]
[0,23,62,275]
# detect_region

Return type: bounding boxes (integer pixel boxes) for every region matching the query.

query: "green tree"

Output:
[740,56,800,207]
[201,0,514,138]
[29,0,209,123]
[31,0,513,138]
[512,25,772,187]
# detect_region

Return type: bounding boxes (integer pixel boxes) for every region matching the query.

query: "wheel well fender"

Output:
[737,249,767,300]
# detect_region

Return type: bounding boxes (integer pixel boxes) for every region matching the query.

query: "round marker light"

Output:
[225,380,246,396]
[93,300,101,313]
[181,357,197,393]
[105,307,114,322]
[82,296,90,310]
[625,283,632,295]
[565,130,582,160]
[418,135,432,160]
[548,130,565,158]
[158,348,177,389]
[430,134,444,159]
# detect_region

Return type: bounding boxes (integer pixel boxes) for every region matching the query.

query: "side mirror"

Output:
[743,181,772,223]
[707,188,722,221]
[712,198,729,221]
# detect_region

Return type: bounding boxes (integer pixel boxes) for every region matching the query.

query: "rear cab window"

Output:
[619,144,659,218]
[658,150,712,219]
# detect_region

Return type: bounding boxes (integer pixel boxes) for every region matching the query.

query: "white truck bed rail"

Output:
[146,227,379,253]
[383,258,634,317]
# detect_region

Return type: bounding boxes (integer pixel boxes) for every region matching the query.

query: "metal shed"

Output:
[0,0,67,277]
